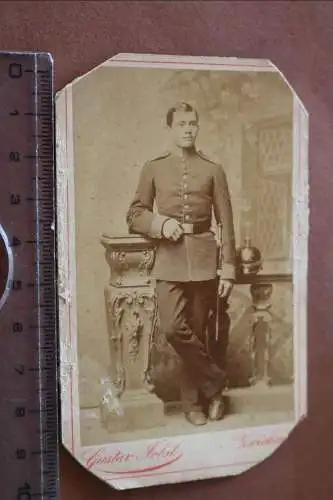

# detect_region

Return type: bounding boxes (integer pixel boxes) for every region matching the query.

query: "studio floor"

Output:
[80,384,295,446]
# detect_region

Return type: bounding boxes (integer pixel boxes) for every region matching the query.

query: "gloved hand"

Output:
[218,278,234,299]
[162,219,184,241]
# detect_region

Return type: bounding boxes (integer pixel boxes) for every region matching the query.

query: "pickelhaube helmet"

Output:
[236,237,262,275]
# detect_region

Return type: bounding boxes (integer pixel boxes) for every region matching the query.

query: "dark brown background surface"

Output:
[0,1,332,498]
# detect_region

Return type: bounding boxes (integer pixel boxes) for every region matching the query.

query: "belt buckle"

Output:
[182,222,194,234]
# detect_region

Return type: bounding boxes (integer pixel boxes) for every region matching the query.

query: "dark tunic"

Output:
[126,148,236,282]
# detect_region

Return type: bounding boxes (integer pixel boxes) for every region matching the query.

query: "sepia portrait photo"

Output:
[56,54,308,489]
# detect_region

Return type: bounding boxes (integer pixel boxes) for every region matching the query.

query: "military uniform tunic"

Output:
[126,148,235,410]
[126,148,236,282]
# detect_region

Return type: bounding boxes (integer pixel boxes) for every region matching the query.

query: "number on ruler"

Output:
[8,63,22,79]
[11,280,22,291]
[16,448,27,460]
[12,322,23,333]
[10,194,21,205]
[15,364,25,375]
[11,236,21,247]
[9,151,20,162]
[15,406,26,418]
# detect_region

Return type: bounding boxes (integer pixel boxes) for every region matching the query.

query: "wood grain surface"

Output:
[0,1,332,498]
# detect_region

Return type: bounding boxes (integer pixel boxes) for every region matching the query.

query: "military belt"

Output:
[179,220,211,234]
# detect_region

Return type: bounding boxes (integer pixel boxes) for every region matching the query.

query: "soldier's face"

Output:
[170,110,199,149]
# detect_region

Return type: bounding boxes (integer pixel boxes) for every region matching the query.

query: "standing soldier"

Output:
[126,102,236,426]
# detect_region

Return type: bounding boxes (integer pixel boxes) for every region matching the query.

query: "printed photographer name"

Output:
[85,441,183,473]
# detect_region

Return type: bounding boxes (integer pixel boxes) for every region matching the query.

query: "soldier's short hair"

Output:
[166,102,199,127]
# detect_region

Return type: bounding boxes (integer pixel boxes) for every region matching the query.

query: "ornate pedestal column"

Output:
[100,234,164,433]
[237,273,292,389]
[249,282,273,386]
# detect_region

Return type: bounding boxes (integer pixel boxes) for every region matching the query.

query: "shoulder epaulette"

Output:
[197,150,218,165]
[150,151,171,162]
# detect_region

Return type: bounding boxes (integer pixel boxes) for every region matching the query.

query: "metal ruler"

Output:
[0,53,59,499]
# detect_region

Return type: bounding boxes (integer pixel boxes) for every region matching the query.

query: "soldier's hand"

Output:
[162,219,184,241]
[218,278,234,299]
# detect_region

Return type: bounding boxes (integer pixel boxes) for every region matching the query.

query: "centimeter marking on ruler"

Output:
[0,53,59,499]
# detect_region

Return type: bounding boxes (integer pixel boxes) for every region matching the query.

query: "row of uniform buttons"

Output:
[181,158,190,222]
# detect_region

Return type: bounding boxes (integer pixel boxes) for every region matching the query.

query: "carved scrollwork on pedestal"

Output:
[107,289,157,396]
[107,251,129,287]
[103,237,156,288]
[138,249,155,279]
[108,293,127,395]
[129,312,144,360]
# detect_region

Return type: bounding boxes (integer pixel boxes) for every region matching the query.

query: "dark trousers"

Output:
[155,279,230,412]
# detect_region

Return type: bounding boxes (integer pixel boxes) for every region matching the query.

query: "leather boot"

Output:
[208,394,225,421]
[184,410,207,426]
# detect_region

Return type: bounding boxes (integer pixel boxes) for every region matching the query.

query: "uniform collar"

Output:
[169,145,197,159]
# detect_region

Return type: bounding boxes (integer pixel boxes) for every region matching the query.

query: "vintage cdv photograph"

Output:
[56,54,308,489]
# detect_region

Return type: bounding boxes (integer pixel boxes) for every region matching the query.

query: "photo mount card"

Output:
[56,53,309,490]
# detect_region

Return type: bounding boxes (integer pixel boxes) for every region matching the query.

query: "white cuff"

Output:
[218,263,236,281]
